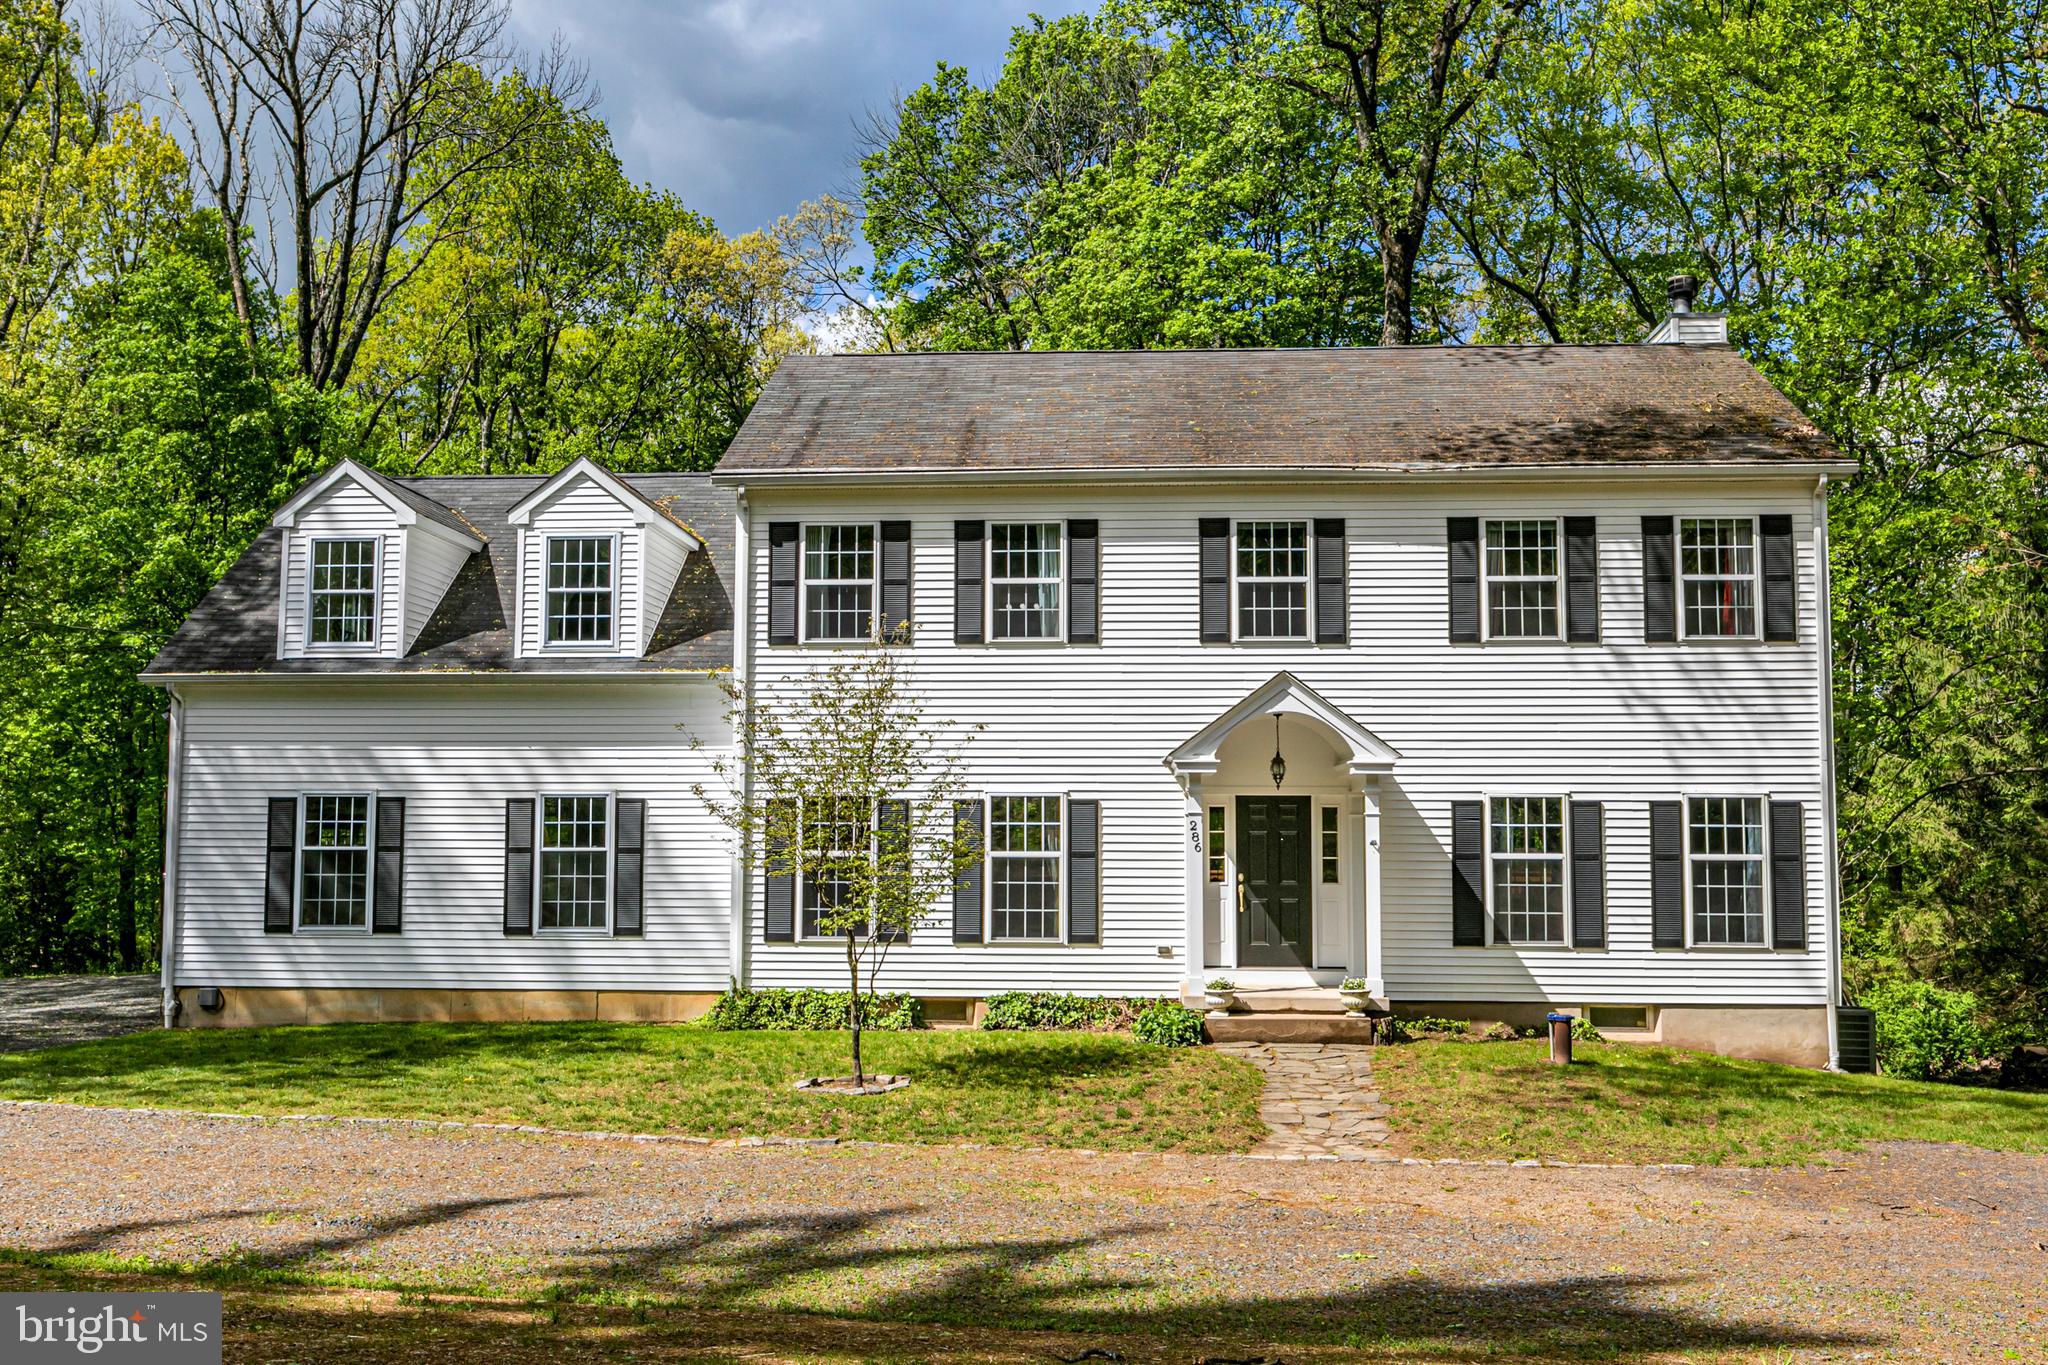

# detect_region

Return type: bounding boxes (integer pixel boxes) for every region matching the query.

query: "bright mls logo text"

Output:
[6,1293,220,1362]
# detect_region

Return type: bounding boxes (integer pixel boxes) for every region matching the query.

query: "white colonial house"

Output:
[146,284,1858,1067]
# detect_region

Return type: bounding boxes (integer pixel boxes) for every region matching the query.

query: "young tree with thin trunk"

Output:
[695,641,982,1087]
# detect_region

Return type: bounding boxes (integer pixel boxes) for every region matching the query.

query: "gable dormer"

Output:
[272,460,484,660]
[505,458,705,658]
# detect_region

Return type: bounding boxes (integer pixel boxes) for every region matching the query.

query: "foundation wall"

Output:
[1393,1000,1831,1068]
[175,987,719,1029]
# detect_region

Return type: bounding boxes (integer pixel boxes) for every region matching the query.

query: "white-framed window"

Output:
[800,796,874,940]
[1234,520,1310,640]
[1687,796,1766,945]
[1488,796,1567,945]
[1319,805,1340,884]
[538,794,610,930]
[803,523,877,642]
[1482,519,1561,639]
[298,793,372,929]
[988,794,1063,941]
[307,537,379,647]
[989,522,1063,640]
[1678,517,1759,639]
[544,535,616,645]
[1205,805,1226,884]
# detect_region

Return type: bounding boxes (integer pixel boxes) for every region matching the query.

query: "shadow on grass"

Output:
[3,1189,1872,1361]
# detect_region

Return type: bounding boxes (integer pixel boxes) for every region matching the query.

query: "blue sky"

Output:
[506,0,1093,235]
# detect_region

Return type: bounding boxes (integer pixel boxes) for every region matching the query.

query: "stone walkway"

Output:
[1212,1040,1388,1158]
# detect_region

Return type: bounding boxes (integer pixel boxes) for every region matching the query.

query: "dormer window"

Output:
[308,537,378,646]
[545,536,615,646]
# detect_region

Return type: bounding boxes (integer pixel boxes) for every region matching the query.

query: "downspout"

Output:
[729,489,752,989]
[159,687,187,1028]
[1815,477,1843,1069]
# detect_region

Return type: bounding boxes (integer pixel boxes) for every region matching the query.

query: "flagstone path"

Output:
[1211,1040,1389,1158]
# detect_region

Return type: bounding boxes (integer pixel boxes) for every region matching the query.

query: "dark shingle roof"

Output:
[145,474,733,677]
[715,345,1846,477]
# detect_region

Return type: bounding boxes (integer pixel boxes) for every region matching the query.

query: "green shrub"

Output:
[705,987,923,1032]
[1132,1001,1205,1047]
[980,991,1132,1032]
[1864,981,1991,1081]
[1570,1016,1604,1043]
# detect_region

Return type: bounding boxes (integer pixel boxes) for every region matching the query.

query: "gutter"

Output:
[1815,477,1844,1069]
[159,687,187,1028]
[729,491,752,989]
[139,669,732,687]
[711,459,1861,489]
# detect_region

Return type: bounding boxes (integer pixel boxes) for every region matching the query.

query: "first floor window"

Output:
[299,794,371,928]
[1490,796,1565,944]
[802,797,872,938]
[1235,520,1309,639]
[309,537,378,645]
[990,522,1063,639]
[1206,805,1226,883]
[1679,517,1758,638]
[1320,805,1340,884]
[540,795,609,929]
[804,524,876,641]
[1484,519,1560,639]
[989,794,1062,941]
[545,536,615,644]
[1689,796,1765,944]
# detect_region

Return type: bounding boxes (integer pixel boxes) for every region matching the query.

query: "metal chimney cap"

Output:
[1666,274,1699,314]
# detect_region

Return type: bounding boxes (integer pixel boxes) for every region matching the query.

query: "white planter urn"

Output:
[1203,988,1238,1015]
[1339,987,1373,1017]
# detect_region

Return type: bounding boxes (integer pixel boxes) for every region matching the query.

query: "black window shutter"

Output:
[1642,516,1676,642]
[1769,800,1806,948]
[613,798,645,937]
[264,797,296,933]
[1067,798,1101,944]
[767,522,799,645]
[879,520,912,640]
[877,798,909,943]
[952,798,984,943]
[1447,517,1480,643]
[1450,800,1484,946]
[1565,516,1600,643]
[1760,514,1797,642]
[1650,800,1684,947]
[372,796,405,935]
[1314,518,1347,644]
[1198,518,1230,642]
[763,797,796,942]
[1569,799,1604,948]
[954,520,984,644]
[503,798,534,936]
[1067,519,1099,643]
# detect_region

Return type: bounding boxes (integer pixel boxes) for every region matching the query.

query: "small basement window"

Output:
[1588,1005,1650,1031]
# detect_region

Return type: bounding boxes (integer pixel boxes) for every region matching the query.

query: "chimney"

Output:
[1644,272,1725,345]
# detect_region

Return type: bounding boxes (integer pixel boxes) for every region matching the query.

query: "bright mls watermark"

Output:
[5,1293,219,1363]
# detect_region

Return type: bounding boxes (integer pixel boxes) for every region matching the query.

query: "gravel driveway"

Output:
[1,1101,2042,1361]
[0,975,159,1052]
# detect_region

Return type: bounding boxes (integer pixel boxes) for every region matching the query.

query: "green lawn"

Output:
[1375,1037,2048,1165]
[0,1022,1265,1153]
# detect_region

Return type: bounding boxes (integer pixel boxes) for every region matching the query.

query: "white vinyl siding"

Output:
[1482,519,1561,640]
[989,522,1063,640]
[1679,516,1760,639]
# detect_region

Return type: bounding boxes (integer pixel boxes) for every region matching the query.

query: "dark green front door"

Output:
[1236,795,1311,967]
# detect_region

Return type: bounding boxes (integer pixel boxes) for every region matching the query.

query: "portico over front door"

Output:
[1236,794,1311,967]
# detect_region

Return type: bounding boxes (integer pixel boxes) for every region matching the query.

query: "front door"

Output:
[1236,795,1311,967]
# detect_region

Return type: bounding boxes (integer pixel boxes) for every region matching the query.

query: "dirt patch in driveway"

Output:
[0,975,158,1053]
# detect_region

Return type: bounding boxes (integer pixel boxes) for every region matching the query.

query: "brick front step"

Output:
[1203,1013,1380,1045]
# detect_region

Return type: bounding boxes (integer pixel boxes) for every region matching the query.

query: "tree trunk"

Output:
[845,932,864,1085]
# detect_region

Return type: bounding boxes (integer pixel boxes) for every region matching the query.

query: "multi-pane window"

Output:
[545,537,615,644]
[1206,806,1226,883]
[1235,521,1309,639]
[1679,518,1758,638]
[298,794,371,928]
[804,524,876,641]
[1489,796,1566,945]
[990,522,1063,640]
[1484,520,1560,639]
[539,795,609,929]
[802,798,871,939]
[309,538,378,646]
[1320,806,1340,884]
[989,795,1062,941]
[1689,796,1765,945]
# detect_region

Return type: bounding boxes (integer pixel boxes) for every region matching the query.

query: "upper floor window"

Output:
[1689,796,1765,945]
[1489,796,1566,945]
[539,794,609,929]
[990,522,1062,640]
[1679,517,1757,638]
[988,794,1062,941]
[545,536,615,645]
[299,793,371,928]
[1235,520,1309,640]
[1484,519,1560,639]
[308,538,378,646]
[804,524,875,641]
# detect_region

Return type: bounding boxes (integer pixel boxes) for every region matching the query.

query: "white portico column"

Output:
[1178,773,1208,1000]
[1354,771,1385,997]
